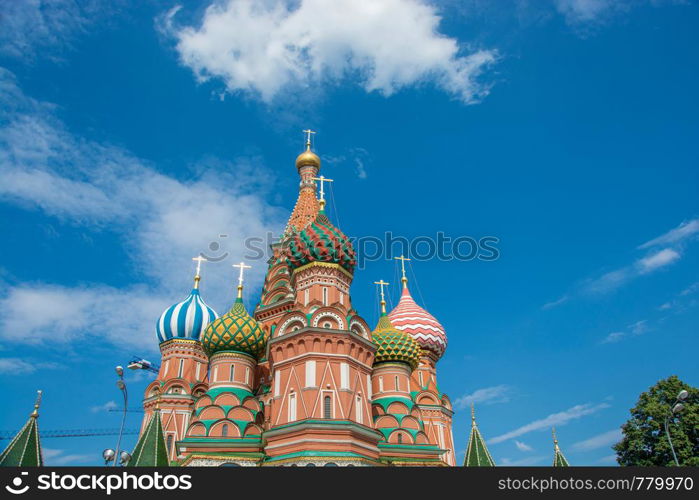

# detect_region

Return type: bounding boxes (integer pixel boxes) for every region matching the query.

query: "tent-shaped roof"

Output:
[552,428,570,467]
[0,390,43,467]
[128,411,169,466]
[464,405,495,466]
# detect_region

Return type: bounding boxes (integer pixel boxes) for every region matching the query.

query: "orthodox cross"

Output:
[394,254,411,287]
[311,175,333,205]
[303,129,316,149]
[374,280,390,313]
[192,255,207,289]
[233,262,252,287]
[192,255,207,276]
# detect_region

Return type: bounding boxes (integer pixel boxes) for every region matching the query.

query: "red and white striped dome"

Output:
[388,286,447,359]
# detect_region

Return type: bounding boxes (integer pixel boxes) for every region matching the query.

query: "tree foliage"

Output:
[614,375,698,466]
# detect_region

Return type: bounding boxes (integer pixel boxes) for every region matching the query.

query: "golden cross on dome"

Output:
[374,280,390,314]
[394,254,411,288]
[303,129,316,149]
[192,255,208,289]
[233,261,252,298]
[311,175,333,209]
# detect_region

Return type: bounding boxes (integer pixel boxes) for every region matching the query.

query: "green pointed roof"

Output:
[464,405,495,467]
[552,428,570,467]
[128,411,169,466]
[0,390,43,467]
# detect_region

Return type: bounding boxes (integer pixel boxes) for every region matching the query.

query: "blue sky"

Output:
[0,0,697,466]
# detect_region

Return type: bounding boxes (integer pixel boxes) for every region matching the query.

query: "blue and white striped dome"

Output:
[156,288,218,343]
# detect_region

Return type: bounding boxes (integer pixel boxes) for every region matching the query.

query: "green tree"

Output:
[614,375,698,466]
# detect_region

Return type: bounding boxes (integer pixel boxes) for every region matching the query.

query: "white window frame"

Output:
[340,362,350,390]
[178,359,184,378]
[322,287,328,306]
[305,360,316,388]
[355,395,363,424]
[274,372,281,397]
[288,392,297,421]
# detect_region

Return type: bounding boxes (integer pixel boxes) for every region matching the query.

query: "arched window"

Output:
[166,434,173,456]
[178,359,184,378]
[229,364,235,382]
[221,424,229,437]
[322,287,328,306]
[395,376,399,391]
[323,395,332,418]
[397,433,403,444]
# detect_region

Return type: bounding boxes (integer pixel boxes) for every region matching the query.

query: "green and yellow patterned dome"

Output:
[201,292,266,359]
[371,313,421,370]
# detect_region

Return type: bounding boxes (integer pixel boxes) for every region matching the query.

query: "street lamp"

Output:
[111,365,129,467]
[664,389,688,466]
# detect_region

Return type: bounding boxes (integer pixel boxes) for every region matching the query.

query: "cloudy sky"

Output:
[0,0,697,466]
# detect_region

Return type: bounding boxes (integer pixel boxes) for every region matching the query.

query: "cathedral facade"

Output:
[138,135,456,467]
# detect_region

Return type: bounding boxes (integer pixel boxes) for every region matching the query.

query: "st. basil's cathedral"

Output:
[0,133,572,468]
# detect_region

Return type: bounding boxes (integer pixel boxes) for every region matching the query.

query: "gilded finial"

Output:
[30,390,42,418]
[374,280,390,315]
[311,175,333,212]
[394,254,411,288]
[471,402,476,426]
[192,255,207,289]
[233,262,252,299]
[552,427,559,447]
[303,129,316,150]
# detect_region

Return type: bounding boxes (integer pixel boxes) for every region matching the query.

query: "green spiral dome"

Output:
[201,296,266,359]
[371,314,421,370]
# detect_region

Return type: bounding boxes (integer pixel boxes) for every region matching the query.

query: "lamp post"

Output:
[103,366,129,466]
[664,389,689,466]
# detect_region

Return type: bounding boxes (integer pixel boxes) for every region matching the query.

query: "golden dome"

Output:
[295,147,321,170]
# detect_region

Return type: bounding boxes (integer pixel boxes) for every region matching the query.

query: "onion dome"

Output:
[285,211,356,272]
[372,313,421,371]
[156,276,217,344]
[296,147,321,170]
[201,287,266,359]
[388,285,447,359]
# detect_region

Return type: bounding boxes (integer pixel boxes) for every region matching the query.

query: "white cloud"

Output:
[542,294,569,310]
[639,218,699,249]
[571,428,622,451]
[515,440,533,452]
[0,284,168,351]
[43,448,93,466]
[489,402,610,444]
[0,0,109,61]
[91,401,118,413]
[0,69,285,350]
[0,357,60,375]
[553,0,620,25]
[454,385,511,409]
[597,454,618,464]
[601,319,649,344]
[637,248,680,274]
[499,455,547,466]
[165,0,497,103]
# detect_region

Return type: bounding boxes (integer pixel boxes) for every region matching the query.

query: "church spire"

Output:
[286,129,321,234]
[128,409,169,466]
[552,427,570,466]
[0,390,44,466]
[464,404,495,466]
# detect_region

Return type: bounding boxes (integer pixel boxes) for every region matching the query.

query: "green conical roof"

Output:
[0,391,43,467]
[128,411,169,466]
[552,428,570,467]
[464,405,495,467]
